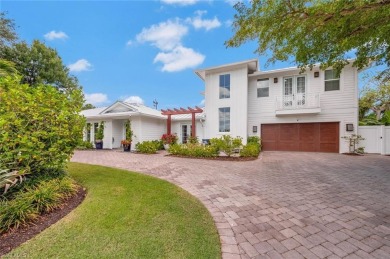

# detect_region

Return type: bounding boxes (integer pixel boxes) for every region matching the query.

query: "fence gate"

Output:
[358,126,390,155]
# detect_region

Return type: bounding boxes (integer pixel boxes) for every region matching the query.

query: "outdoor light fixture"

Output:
[274,78,278,83]
[314,71,320,78]
[346,123,354,132]
[253,126,258,133]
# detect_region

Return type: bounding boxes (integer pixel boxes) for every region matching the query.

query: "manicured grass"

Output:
[5,163,220,258]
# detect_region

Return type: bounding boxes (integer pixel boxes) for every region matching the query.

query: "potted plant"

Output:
[161,133,178,150]
[121,119,133,152]
[95,121,105,149]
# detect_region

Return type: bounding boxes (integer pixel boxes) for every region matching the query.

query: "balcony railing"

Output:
[275,93,321,114]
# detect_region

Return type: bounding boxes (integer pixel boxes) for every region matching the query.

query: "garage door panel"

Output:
[261,124,279,151]
[279,124,299,141]
[261,122,339,153]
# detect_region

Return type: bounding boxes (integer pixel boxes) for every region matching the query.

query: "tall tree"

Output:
[360,80,390,120]
[82,103,96,110]
[226,0,390,75]
[0,12,17,48]
[0,59,18,78]
[1,40,79,91]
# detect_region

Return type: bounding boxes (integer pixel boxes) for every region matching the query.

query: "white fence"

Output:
[358,126,390,155]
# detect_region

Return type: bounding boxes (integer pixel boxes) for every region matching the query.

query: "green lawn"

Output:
[5,163,220,259]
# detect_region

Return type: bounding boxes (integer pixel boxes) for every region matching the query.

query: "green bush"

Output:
[0,175,77,233]
[210,135,243,156]
[0,76,85,175]
[151,140,164,150]
[168,143,218,158]
[135,141,158,154]
[247,136,260,145]
[76,140,94,150]
[240,143,260,157]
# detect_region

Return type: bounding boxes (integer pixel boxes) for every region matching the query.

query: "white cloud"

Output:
[187,11,221,31]
[85,93,109,106]
[161,0,198,5]
[136,20,188,51]
[123,95,144,104]
[68,59,92,72]
[44,30,68,41]
[154,46,205,72]
[199,99,205,106]
[126,40,133,46]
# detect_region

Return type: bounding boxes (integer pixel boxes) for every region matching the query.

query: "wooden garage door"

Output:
[261,122,339,153]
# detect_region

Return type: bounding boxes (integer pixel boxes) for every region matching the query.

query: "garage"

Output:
[261,122,339,153]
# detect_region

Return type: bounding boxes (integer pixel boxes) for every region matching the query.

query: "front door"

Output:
[181,124,192,143]
[283,75,306,108]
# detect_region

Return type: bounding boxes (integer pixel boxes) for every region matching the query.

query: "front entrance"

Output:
[283,75,306,108]
[181,124,192,143]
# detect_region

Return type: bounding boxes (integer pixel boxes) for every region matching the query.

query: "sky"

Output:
[1,0,378,109]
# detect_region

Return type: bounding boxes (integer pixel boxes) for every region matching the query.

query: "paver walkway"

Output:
[71,151,390,259]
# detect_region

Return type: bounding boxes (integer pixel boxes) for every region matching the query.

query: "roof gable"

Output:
[100,101,137,114]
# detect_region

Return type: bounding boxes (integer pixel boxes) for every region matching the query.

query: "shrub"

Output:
[247,136,261,145]
[136,141,158,154]
[151,140,164,150]
[168,143,218,158]
[240,143,260,157]
[0,175,77,233]
[76,140,94,150]
[161,134,178,145]
[95,121,105,141]
[188,136,199,144]
[0,76,85,175]
[210,135,243,156]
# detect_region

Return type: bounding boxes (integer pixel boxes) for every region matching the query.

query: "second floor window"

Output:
[219,74,230,99]
[257,78,269,97]
[325,70,340,91]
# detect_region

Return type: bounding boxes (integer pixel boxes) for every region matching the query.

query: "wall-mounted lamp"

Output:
[274,78,278,83]
[314,71,320,78]
[346,123,354,132]
[253,126,258,133]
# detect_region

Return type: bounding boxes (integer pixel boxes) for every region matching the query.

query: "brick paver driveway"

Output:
[72,151,390,259]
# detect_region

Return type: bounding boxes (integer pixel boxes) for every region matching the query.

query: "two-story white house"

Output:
[195,59,359,153]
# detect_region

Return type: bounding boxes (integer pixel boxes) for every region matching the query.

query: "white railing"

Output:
[275,93,320,110]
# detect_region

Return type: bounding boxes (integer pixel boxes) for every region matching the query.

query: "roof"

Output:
[195,59,258,81]
[81,101,165,119]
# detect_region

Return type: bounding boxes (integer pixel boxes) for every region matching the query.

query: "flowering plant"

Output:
[161,133,178,145]
[121,140,131,146]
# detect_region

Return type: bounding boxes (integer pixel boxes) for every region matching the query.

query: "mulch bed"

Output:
[166,154,258,161]
[0,187,87,257]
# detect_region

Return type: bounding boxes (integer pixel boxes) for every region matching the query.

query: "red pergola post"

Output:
[167,114,172,135]
[191,112,196,138]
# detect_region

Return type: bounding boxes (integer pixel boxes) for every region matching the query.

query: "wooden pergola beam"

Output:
[161,106,203,138]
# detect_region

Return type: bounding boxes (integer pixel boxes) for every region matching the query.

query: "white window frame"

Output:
[324,69,340,91]
[257,78,270,98]
[219,107,230,133]
[219,74,230,99]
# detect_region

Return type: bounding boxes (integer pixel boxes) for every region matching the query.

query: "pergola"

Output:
[161,106,203,138]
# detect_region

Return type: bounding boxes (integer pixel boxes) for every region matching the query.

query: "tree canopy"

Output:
[0,12,17,48]
[226,0,390,75]
[1,40,79,91]
[359,77,390,123]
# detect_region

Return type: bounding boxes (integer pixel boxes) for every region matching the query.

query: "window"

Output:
[219,107,230,132]
[219,74,230,99]
[325,70,340,91]
[257,78,269,97]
